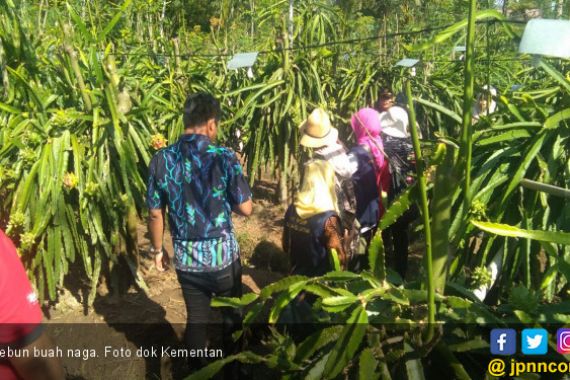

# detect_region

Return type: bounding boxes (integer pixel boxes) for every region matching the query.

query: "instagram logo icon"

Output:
[557,329,570,354]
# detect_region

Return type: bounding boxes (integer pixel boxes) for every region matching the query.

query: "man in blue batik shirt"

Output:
[146,92,252,373]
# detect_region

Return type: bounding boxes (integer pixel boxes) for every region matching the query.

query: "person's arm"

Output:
[226,150,253,217]
[9,333,64,380]
[323,215,348,270]
[232,199,253,217]
[146,155,169,271]
[332,145,358,179]
[148,208,169,271]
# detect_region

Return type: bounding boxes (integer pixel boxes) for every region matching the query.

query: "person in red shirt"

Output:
[0,229,64,380]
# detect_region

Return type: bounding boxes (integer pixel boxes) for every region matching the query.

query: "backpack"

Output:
[309,154,358,261]
[381,134,415,198]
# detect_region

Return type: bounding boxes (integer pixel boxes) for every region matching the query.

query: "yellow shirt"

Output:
[295,160,339,219]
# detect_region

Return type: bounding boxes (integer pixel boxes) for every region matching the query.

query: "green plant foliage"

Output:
[472,220,570,245]
[508,285,540,315]
[323,305,368,379]
[2,0,570,378]
[367,232,387,283]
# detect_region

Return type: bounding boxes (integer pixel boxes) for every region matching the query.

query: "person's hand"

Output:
[236,151,247,168]
[154,250,170,272]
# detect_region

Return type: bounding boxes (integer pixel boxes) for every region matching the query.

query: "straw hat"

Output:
[379,106,409,138]
[299,108,339,148]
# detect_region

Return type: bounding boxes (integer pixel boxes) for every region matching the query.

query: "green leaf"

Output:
[359,288,386,302]
[539,59,570,94]
[379,184,416,230]
[211,292,259,308]
[540,265,558,290]
[45,232,56,300]
[268,281,307,323]
[128,124,151,165]
[98,0,133,41]
[383,288,410,306]
[0,101,22,114]
[358,348,379,380]
[243,303,263,325]
[445,296,472,309]
[415,97,461,124]
[540,301,570,315]
[472,220,570,245]
[544,108,570,129]
[489,121,542,130]
[501,96,526,122]
[476,129,531,146]
[87,254,102,307]
[359,271,383,289]
[329,248,341,272]
[321,271,360,281]
[557,260,570,283]
[501,133,546,204]
[513,310,534,324]
[323,305,368,379]
[404,342,426,380]
[6,67,45,112]
[431,144,456,293]
[322,295,358,307]
[303,283,340,298]
[306,352,331,380]
[448,338,488,352]
[227,80,285,123]
[401,288,445,304]
[295,325,344,363]
[184,352,265,380]
[368,230,387,283]
[409,9,504,52]
[225,81,280,97]
[66,3,93,43]
[260,275,308,300]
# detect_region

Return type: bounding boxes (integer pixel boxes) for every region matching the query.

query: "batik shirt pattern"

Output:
[147,134,252,272]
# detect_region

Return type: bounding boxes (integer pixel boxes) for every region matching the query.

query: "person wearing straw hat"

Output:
[282,108,352,275]
[283,159,346,276]
[299,108,358,247]
[298,108,338,148]
[301,108,358,255]
[298,108,357,178]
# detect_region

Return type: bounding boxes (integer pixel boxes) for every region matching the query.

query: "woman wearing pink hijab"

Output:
[350,108,391,208]
[347,107,390,271]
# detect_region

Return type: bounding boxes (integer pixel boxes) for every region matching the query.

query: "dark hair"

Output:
[182,93,221,128]
[378,88,394,100]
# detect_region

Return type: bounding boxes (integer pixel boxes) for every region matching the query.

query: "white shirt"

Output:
[315,142,357,178]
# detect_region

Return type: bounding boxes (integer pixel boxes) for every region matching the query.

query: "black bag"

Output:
[381,134,415,198]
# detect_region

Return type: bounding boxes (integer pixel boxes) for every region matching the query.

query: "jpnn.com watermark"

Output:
[488,359,570,377]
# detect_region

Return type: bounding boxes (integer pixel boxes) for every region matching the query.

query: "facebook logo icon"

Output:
[490,329,516,355]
